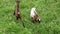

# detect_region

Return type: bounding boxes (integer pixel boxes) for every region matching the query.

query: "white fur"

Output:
[39,19,41,21]
[30,7,41,22]
[30,8,37,18]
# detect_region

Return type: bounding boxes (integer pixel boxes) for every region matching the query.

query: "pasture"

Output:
[0,0,60,34]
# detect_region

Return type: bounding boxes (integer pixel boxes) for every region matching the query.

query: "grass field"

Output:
[0,0,60,34]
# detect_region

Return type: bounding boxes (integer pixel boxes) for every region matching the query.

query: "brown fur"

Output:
[14,0,22,20]
[14,0,25,27]
[31,11,41,22]
[31,14,40,22]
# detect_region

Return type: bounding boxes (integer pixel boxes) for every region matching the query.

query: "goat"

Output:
[30,8,41,23]
[14,0,25,27]
[14,0,22,20]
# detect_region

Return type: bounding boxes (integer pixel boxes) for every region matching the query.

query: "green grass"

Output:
[0,0,60,34]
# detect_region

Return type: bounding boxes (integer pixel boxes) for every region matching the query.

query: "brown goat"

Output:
[14,0,22,20]
[14,0,25,27]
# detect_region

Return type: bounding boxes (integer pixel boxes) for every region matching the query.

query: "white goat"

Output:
[30,8,41,23]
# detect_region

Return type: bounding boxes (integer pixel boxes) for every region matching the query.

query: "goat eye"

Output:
[38,19,39,21]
